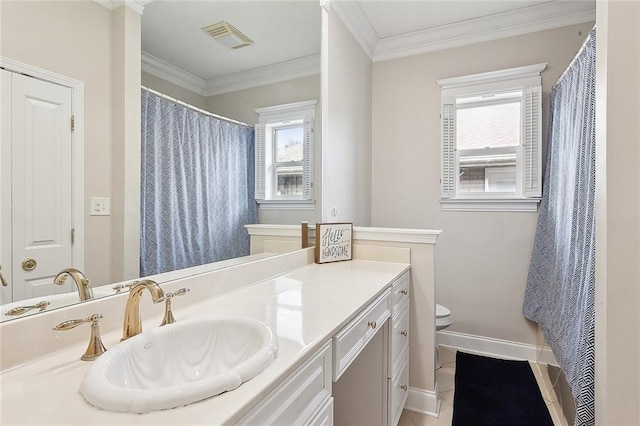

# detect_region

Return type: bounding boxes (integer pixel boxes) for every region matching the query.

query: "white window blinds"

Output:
[254,123,266,200]
[302,118,314,200]
[523,86,542,198]
[441,103,456,199]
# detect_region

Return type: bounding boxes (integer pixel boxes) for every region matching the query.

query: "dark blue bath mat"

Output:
[452,351,554,426]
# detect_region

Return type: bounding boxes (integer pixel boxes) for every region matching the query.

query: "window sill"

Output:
[257,199,316,210]
[440,198,540,212]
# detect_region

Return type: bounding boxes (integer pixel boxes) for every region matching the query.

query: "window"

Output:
[255,100,316,206]
[273,124,304,197]
[438,63,546,212]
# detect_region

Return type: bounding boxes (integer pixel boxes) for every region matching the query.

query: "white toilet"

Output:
[435,304,453,369]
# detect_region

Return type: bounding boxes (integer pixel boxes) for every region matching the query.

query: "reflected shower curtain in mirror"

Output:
[140,90,258,276]
[523,29,595,426]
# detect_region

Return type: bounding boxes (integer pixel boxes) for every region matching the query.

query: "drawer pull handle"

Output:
[401,330,408,337]
[400,289,408,295]
[400,385,408,391]
[368,320,377,329]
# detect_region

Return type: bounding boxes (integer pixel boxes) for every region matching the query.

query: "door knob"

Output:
[22,258,37,271]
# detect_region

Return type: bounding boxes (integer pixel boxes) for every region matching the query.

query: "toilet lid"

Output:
[436,304,450,318]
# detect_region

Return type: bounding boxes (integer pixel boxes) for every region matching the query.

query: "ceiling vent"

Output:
[202,21,254,50]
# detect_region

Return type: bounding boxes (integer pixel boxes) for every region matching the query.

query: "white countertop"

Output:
[0,259,409,425]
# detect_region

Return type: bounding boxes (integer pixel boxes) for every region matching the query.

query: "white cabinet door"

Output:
[7,72,73,301]
[238,341,332,426]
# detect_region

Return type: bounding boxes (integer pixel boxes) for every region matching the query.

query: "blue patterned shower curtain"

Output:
[140,90,258,276]
[523,29,596,426]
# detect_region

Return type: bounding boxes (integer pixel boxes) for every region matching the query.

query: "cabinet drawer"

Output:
[388,350,409,426]
[308,396,333,426]
[238,341,332,426]
[332,289,390,381]
[390,299,409,376]
[390,271,410,313]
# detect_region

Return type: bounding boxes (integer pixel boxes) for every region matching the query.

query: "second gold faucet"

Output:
[54,268,93,301]
[121,279,165,341]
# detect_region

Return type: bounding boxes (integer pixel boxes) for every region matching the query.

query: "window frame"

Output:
[437,63,546,212]
[255,100,316,208]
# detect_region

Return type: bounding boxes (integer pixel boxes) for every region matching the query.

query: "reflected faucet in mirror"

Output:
[121,279,165,341]
[54,268,93,301]
[5,301,50,317]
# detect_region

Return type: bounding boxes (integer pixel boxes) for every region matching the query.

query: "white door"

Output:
[4,72,74,301]
[1,69,12,305]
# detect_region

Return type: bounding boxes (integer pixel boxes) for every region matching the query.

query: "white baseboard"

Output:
[406,331,558,420]
[405,383,440,418]
[437,330,558,366]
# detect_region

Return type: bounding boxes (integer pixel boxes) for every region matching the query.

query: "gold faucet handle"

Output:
[53,314,107,361]
[160,288,190,326]
[6,301,50,316]
[112,280,139,293]
[170,288,190,298]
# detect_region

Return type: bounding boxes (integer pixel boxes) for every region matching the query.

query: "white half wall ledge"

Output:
[353,226,442,244]
[245,224,442,244]
[245,224,304,238]
[437,330,558,366]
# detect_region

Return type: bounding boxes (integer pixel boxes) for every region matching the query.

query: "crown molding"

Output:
[205,54,321,97]
[331,0,377,60]
[92,0,152,14]
[141,51,208,95]
[141,51,321,98]
[333,1,595,63]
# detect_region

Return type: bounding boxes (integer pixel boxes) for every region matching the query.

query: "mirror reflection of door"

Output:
[1,70,74,303]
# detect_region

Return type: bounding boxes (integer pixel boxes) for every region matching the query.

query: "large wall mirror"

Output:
[0,0,321,321]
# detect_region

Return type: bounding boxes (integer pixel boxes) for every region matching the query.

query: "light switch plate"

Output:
[90,197,110,216]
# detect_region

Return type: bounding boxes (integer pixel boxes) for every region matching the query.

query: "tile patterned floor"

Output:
[398,347,568,426]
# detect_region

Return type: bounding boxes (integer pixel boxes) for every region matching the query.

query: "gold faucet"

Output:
[121,279,165,341]
[53,268,93,301]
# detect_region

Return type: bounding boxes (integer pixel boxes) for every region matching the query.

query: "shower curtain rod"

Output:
[553,26,595,90]
[141,86,254,128]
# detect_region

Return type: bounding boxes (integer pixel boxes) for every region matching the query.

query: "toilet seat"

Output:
[436,304,450,318]
[436,303,453,330]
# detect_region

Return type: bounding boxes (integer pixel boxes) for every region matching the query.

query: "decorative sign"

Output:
[315,223,353,264]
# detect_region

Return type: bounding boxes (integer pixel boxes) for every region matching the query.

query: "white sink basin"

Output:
[81,316,278,413]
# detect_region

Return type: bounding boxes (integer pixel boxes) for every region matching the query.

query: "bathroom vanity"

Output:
[0,227,441,424]
[0,253,409,424]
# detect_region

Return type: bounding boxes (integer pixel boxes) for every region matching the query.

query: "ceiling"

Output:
[136,0,595,96]
[142,1,321,81]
